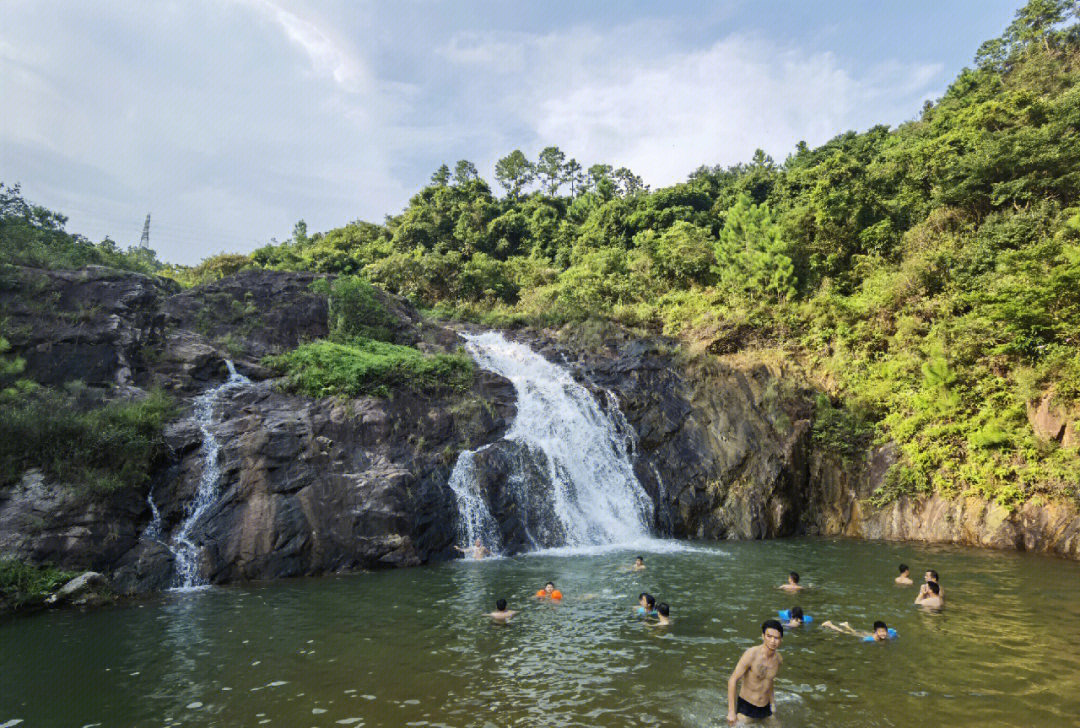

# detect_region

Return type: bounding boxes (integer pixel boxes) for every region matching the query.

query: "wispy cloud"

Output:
[235,0,369,93]
[438,28,944,184]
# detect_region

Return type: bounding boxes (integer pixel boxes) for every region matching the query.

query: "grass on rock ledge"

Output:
[264,337,474,398]
[0,559,78,609]
[0,383,177,494]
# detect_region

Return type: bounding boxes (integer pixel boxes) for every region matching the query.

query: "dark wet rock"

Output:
[107,368,516,592]
[0,266,177,388]
[0,470,147,572]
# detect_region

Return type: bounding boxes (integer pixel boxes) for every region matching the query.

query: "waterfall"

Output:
[448,332,653,553]
[170,361,250,589]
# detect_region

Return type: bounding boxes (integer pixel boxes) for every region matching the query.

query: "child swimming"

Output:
[636,592,658,616]
[646,602,671,627]
[780,606,809,628]
[821,620,897,642]
[535,582,563,600]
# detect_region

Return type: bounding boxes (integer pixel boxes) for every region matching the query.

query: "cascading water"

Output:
[169,361,251,589]
[448,332,653,553]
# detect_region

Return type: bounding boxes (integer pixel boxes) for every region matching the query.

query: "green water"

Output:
[3,538,1079,727]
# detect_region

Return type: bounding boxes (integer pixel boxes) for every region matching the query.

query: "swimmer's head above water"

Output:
[496,598,507,611]
[872,621,889,641]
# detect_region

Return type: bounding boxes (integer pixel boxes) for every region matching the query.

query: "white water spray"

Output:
[170,361,250,589]
[448,332,653,552]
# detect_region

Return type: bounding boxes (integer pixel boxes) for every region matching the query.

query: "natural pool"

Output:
[3,537,1079,727]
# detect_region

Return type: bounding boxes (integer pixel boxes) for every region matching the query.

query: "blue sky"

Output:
[1,1,1020,265]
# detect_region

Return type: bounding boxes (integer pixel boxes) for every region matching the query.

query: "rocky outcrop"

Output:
[806,448,1080,558]
[0,470,149,571]
[0,266,177,388]
[1027,392,1079,450]
[515,329,815,541]
[519,325,1080,558]
[111,371,514,591]
[1,266,517,600]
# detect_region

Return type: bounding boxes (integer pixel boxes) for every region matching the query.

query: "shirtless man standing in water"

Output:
[453,539,491,559]
[727,619,783,724]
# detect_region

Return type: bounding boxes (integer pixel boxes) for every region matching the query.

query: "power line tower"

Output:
[139,213,151,249]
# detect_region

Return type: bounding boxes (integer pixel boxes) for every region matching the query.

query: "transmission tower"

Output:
[139,213,151,249]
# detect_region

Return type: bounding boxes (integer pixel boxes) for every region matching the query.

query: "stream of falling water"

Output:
[145,361,251,589]
[447,332,653,553]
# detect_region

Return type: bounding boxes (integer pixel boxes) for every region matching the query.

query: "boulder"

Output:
[47,571,107,605]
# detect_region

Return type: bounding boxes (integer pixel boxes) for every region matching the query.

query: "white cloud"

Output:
[440,28,943,185]
[0,3,952,265]
[236,0,370,93]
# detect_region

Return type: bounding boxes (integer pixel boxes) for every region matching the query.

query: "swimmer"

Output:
[487,599,517,623]
[727,619,783,725]
[632,555,646,571]
[895,563,913,586]
[915,580,944,609]
[778,571,803,592]
[782,606,807,628]
[821,620,896,642]
[535,582,563,600]
[453,539,491,559]
[647,602,671,627]
[920,569,945,599]
[636,592,658,616]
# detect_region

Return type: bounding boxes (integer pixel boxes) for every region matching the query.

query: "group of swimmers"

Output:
[463,544,948,725]
[726,563,947,724]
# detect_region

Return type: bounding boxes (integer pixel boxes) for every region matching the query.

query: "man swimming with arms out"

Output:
[778,571,803,592]
[895,563,913,585]
[453,539,491,559]
[631,555,646,571]
[727,619,783,724]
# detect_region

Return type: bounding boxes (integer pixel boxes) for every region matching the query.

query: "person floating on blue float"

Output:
[821,619,897,642]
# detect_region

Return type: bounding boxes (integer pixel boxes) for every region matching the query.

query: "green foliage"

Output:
[713,195,797,300]
[0,336,26,378]
[161,253,253,287]
[318,276,396,342]
[0,183,164,274]
[0,387,177,494]
[264,339,474,398]
[0,560,78,608]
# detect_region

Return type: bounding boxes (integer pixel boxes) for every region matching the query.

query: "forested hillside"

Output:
[4,1,1079,510]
